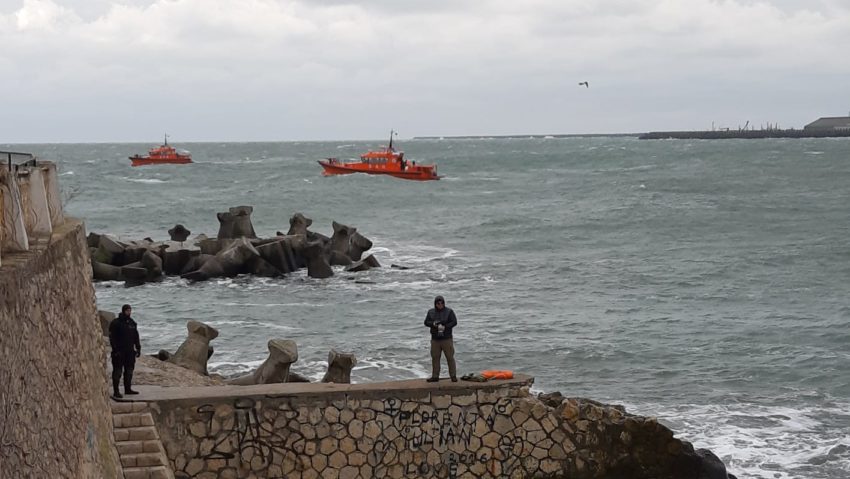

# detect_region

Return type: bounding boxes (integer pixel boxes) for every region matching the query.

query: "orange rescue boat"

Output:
[318,131,440,181]
[130,135,193,166]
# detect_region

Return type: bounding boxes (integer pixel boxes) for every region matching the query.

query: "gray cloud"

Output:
[1,0,849,141]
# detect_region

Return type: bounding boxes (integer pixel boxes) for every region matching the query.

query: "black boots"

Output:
[451,377,458,382]
[124,371,138,395]
[426,377,439,382]
[112,388,123,399]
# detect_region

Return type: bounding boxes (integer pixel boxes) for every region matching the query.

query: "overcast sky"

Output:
[1,0,849,142]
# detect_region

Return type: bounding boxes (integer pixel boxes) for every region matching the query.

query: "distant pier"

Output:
[638,129,850,140]
[412,133,640,140]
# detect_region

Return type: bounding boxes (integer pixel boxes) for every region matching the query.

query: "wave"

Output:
[642,401,850,479]
[124,178,166,184]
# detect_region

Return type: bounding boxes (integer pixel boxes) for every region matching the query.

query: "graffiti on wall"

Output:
[195,398,303,470]
[178,394,532,478]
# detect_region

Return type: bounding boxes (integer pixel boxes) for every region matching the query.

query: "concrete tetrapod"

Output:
[168,320,219,375]
[321,349,357,384]
[227,339,299,385]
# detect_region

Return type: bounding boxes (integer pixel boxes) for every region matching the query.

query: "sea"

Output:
[7,137,849,478]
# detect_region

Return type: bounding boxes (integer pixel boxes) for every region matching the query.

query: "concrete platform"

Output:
[114,374,534,403]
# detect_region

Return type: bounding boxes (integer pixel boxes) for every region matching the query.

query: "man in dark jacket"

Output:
[424,295,458,382]
[109,304,141,398]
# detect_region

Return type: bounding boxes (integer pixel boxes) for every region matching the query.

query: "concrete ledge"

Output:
[117,375,534,403]
[0,217,83,273]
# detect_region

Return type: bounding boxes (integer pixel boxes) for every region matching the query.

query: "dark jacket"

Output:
[424,300,457,340]
[109,313,140,357]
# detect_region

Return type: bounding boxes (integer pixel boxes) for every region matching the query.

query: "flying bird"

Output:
[578,81,589,88]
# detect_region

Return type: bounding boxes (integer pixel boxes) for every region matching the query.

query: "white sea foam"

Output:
[124,178,166,184]
[638,401,850,479]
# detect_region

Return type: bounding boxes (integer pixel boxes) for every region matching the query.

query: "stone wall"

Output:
[0,219,122,479]
[148,377,729,479]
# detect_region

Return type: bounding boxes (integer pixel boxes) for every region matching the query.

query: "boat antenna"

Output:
[164,133,169,145]
[388,130,395,151]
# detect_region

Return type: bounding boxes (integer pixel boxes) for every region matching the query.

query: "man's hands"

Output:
[135,350,141,358]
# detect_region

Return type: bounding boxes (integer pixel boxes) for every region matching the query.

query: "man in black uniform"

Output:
[424,295,458,382]
[109,304,141,398]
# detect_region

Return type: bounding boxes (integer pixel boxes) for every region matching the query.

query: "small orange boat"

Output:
[130,135,192,166]
[318,131,440,181]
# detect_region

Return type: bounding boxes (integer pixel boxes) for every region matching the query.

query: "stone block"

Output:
[452,393,478,407]
[311,454,327,472]
[149,467,171,479]
[431,394,452,409]
[115,441,143,455]
[126,426,158,441]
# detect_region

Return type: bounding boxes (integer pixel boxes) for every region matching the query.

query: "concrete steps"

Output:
[111,401,175,479]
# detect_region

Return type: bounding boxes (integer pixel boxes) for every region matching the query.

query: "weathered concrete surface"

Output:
[0,219,122,479]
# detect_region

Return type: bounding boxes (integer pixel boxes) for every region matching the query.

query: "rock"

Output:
[287,371,311,383]
[91,261,122,281]
[390,264,410,270]
[321,349,356,384]
[198,238,228,255]
[244,256,283,277]
[329,250,353,266]
[141,250,163,278]
[98,310,115,336]
[229,206,257,238]
[180,254,213,275]
[345,259,371,273]
[120,265,148,281]
[345,254,380,272]
[287,213,312,236]
[92,235,124,264]
[216,206,257,239]
[86,232,101,248]
[363,254,380,268]
[162,243,201,275]
[306,230,330,245]
[538,391,565,408]
[256,237,297,274]
[216,237,260,276]
[181,237,259,281]
[348,231,373,261]
[130,354,224,387]
[329,221,356,255]
[168,320,219,375]
[155,350,171,361]
[168,224,191,242]
[120,245,149,265]
[227,339,298,385]
[303,241,333,279]
[696,449,729,479]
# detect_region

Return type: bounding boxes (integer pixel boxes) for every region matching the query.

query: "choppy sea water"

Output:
[8,137,850,478]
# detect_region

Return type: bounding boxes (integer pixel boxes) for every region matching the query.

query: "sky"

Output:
[1,0,849,142]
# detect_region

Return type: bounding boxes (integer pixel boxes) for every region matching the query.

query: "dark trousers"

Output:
[111,353,136,393]
[430,338,456,379]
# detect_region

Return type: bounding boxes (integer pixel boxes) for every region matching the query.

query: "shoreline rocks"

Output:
[88,209,379,286]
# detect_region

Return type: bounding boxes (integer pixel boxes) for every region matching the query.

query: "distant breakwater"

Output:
[639,129,850,140]
[412,133,640,140]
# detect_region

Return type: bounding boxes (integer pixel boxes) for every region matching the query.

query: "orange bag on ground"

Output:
[481,370,513,380]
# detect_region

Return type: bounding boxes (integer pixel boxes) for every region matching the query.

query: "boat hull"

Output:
[130,156,193,167]
[318,160,440,181]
